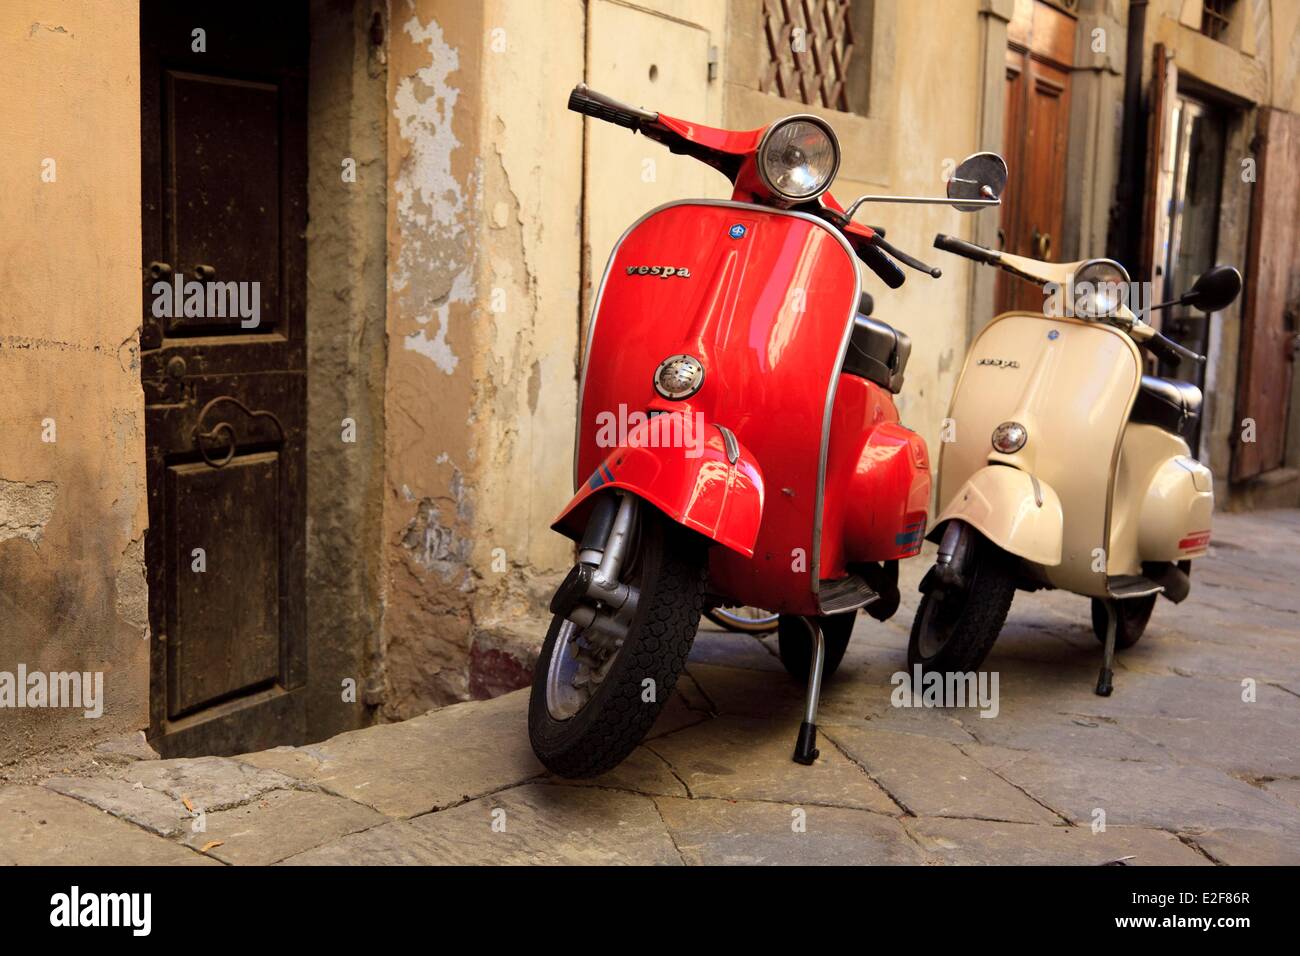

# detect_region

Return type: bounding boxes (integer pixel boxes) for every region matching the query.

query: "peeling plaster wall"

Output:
[381,0,488,715]
[378,0,584,717]
[0,3,148,761]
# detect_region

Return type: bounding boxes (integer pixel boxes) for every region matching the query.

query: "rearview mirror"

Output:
[1183,265,1242,313]
[948,153,1008,212]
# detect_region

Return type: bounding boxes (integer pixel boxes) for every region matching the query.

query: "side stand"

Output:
[792,616,825,764]
[1095,599,1117,696]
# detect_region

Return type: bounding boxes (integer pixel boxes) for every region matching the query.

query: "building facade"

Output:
[1,0,1297,763]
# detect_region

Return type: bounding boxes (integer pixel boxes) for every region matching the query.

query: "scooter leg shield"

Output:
[553,415,765,558]
[932,465,1064,567]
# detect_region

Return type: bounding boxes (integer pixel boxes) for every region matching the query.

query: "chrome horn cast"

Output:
[545,493,642,721]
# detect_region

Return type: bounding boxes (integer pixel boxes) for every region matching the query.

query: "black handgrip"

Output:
[934,233,1001,266]
[857,241,905,289]
[567,85,646,131]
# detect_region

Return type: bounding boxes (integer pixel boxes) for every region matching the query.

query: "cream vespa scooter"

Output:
[910,233,1241,695]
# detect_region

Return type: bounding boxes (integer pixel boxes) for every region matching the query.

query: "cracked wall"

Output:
[378,0,582,718]
[0,2,148,763]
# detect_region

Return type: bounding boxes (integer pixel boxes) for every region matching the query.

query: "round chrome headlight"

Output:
[757,116,840,204]
[1073,258,1130,319]
[991,421,1027,454]
[654,354,704,400]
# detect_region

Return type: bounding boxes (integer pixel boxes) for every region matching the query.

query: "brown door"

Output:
[997,0,1076,314]
[1234,107,1300,480]
[140,1,308,756]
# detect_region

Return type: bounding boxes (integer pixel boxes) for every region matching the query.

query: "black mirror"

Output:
[948,153,1008,212]
[1184,265,1242,313]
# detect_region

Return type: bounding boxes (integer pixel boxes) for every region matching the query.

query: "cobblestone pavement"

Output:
[3,510,1297,865]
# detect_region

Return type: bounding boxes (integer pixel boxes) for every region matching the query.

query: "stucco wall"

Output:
[0,3,147,760]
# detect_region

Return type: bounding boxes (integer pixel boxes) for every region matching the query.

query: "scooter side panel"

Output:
[576,201,859,615]
[1109,423,1213,568]
[820,373,931,576]
[935,313,1141,596]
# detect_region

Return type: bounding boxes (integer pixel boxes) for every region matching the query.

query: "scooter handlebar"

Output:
[568,84,658,131]
[1144,329,1207,366]
[933,233,1002,266]
[857,240,906,289]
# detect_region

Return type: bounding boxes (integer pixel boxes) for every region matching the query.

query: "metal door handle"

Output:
[1031,229,1052,259]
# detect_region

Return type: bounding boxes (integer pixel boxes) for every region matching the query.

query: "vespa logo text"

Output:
[625,265,691,279]
[977,357,1020,369]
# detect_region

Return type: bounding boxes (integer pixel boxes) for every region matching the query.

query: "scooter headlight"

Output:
[991,421,1027,454]
[757,116,840,204]
[1073,259,1130,319]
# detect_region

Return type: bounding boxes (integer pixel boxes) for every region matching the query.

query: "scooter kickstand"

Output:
[1095,599,1118,697]
[792,616,826,765]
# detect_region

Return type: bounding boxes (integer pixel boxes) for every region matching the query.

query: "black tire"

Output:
[908,535,1016,673]
[776,611,856,681]
[528,508,705,778]
[1090,595,1155,650]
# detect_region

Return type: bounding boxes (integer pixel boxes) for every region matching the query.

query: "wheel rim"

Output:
[545,513,642,722]
[916,590,961,659]
[709,606,779,631]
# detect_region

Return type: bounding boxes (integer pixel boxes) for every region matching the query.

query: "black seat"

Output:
[1131,375,1202,438]
[842,315,910,393]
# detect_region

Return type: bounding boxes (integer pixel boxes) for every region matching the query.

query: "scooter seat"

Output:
[1131,375,1202,439]
[843,315,911,394]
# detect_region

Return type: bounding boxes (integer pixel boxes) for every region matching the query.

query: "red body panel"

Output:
[554,199,930,616]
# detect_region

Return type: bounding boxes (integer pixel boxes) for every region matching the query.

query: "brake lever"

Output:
[871,233,941,279]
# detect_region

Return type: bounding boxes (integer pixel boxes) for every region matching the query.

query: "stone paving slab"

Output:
[179,788,386,865]
[559,746,689,798]
[821,725,1061,824]
[0,786,215,866]
[965,744,1299,834]
[1183,827,1300,866]
[43,775,192,838]
[653,795,924,865]
[123,755,303,811]
[237,691,544,817]
[906,818,1210,866]
[646,714,899,814]
[281,783,682,865]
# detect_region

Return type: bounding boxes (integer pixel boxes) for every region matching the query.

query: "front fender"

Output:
[932,465,1063,567]
[554,416,764,557]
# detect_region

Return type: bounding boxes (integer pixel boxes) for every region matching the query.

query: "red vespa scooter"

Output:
[529,84,1005,777]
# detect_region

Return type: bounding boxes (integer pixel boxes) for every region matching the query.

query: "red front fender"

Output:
[553,415,764,557]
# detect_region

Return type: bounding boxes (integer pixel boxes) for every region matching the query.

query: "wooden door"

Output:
[1234,107,1300,480]
[140,1,308,756]
[996,0,1076,314]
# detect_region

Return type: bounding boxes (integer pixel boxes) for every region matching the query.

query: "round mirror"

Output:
[947,152,1008,212]
[1185,265,1242,313]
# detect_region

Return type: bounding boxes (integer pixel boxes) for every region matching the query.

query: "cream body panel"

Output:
[933,465,1063,566]
[937,313,1142,597]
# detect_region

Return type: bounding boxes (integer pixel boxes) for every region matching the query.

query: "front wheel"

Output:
[908,535,1016,674]
[1090,595,1155,650]
[528,505,705,778]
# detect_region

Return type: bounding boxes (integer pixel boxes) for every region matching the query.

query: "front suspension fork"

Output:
[552,492,641,639]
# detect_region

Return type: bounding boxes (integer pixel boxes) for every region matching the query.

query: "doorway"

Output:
[1152,94,1228,454]
[996,0,1077,314]
[140,1,309,756]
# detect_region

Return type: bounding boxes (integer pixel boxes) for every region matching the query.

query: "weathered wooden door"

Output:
[140,1,308,756]
[997,0,1076,314]
[1234,107,1300,480]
